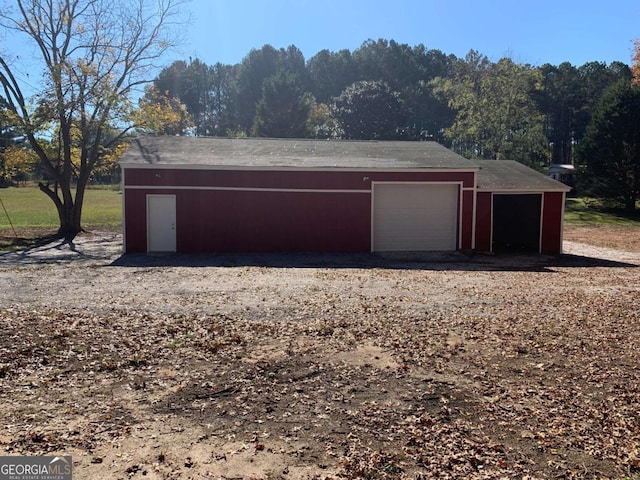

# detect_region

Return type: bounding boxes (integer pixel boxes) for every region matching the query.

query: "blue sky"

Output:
[175,0,640,67]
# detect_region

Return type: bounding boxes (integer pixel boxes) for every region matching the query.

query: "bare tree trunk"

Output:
[37,181,80,240]
[59,201,82,240]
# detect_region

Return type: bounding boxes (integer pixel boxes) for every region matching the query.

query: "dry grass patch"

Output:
[564,224,640,252]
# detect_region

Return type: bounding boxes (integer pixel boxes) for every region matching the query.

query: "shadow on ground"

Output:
[2,230,637,271]
[109,250,639,272]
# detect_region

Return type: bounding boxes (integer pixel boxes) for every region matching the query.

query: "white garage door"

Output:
[373,183,458,251]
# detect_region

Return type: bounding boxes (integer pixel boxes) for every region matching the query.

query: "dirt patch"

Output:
[564,224,640,253]
[0,229,639,479]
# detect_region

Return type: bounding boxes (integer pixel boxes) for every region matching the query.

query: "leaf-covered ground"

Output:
[0,228,639,479]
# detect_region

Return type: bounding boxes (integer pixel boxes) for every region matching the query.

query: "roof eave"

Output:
[477,186,572,193]
[119,162,480,173]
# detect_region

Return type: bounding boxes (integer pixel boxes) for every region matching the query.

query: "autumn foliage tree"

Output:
[1,145,38,184]
[632,39,640,86]
[135,85,193,135]
[0,0,184,239]
[0,106,26,184]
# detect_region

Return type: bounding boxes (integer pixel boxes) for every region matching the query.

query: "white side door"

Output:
[147,194,176,252]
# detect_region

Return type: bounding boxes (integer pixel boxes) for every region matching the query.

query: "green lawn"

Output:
[564,197,640,225]
[0,186,122,230]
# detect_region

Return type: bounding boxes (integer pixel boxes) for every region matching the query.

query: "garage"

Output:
[372,183,459,251]
[474,160,571,254]
[119,137,569,255]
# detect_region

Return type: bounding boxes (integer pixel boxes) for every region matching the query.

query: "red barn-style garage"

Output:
[474,160,570,254]
[119,137,570,255]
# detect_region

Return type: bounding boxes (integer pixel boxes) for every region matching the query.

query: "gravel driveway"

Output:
[1,231,639,479]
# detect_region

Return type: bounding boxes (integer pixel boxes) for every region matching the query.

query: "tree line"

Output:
[140,39,631,169]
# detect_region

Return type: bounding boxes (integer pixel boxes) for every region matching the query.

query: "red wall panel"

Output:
[123,189,147,253]
[541,192,565,254]
[124,189,371,253]
[473,191,565,254]
[177,190,371,253]
[461,190,474,250]
[475,192,493,252]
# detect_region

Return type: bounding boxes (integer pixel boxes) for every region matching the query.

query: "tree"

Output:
[0,105,26,185]
[331,80,408,140]
[0,0,184,239]
[135,85,192,135]
[234,45,307,134]
[434,53,547,166]
[574,61,632,146]
[154,58,218,136]
[536,62,581,165]
[306,100,339,139]
[1,145,39,185]
[252,72,311,138]
[348,39,455,140]
[306,49,357,104]
[632,39,640,86]
[208,62,238,136]
[91,136,128,184]
[154,59,239,136]
[405,47,456,142]
[577,79,640,210]
[534,61,631,166]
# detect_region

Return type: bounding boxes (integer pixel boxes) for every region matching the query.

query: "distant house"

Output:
[118,137,570,255]
[548,163,575,187]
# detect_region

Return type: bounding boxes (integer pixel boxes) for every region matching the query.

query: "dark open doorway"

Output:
[492,194,542,252]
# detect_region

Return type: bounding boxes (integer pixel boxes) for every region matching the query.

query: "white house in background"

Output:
[548,164,574,187]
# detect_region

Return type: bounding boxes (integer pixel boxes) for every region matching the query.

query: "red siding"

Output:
[124,168,476,190]
[475,192,493,252]
[122,167,477,254]
[541,192,565,254]
[177,190,370,253]
[473,191,565,254]
[123,189,149,253]
[124,188,371,253]
[461,190,474,249]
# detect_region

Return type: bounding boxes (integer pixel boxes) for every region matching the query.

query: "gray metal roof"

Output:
[119,136,571,192]
[476,160,571,192]
[119,136,477,169]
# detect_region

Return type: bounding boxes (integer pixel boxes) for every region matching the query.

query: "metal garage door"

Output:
[373,183,459,251]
